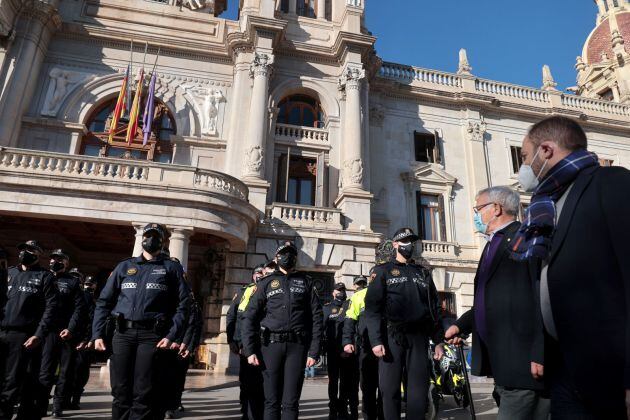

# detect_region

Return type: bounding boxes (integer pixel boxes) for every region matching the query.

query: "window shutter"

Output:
[438,194,447,242]
[433,130,442,164]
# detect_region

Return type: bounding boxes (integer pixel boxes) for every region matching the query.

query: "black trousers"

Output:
[52,340,78,411]
[326,347,359,417]
[379,330,429,420]
[71,349,92,405]
[110,328,161,420]
[157,351,190,412]
[358,344,382,420]
[260,341,308,420]
[0,330,42,420]
[239,354,264,420]
[38,332,61,414]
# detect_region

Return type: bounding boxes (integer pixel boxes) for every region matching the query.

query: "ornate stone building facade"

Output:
[0,0,629,371]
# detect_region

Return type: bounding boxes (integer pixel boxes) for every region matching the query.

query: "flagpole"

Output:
[150,46,161,74]
[127,39,134,117]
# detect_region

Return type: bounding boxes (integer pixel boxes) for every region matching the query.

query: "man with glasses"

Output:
[445,186,549,420]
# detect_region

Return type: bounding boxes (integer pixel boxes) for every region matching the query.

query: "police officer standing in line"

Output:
[365,228,445,419]
[70,275,98,410]
[343,275,382,420]
[164,291,203,419]
[226,264,266,420]
[91,223,190,420]
[39,250,87,418]
[0,240,58,420]
[241,242,323,420]
[323,282,357,420]
[0,247,7,311]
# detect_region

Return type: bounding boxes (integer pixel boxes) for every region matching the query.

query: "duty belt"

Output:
[123,319,157,330]
[264,330,307,344]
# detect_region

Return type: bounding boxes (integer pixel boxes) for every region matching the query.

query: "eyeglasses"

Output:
[473,202,496,214]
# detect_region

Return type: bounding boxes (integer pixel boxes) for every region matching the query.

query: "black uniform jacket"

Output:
[92,255,190,342]
[181,293,203,352]
[455,221,545,391]
[544,165,630,412]
[365,260,442,347]
[226,285,249,346]
[2,265,58,339]
[53,272,87,335]
[241,270,323,359]
[323,298,349,352]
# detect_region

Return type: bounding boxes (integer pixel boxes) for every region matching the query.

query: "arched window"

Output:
[81,97,176,163]
[276,94,325,128]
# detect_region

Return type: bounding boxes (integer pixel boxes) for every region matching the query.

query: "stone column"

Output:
[341,65,366,192]
[132,223,145,257]
[317,0,326,19]
[224,47,252,177]
[168,228,193,271]
[334,64,373,231]
[0,1,61,146]
[242,51,273,212]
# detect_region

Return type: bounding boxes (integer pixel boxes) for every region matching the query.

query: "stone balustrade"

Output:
[274,123,329,144]
[419,240,458,259]
[0,147,249,201]
[264,202,343,230]
[379,62,630,118]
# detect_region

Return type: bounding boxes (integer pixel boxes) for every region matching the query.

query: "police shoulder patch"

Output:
[332,308,338,314]
[126,267,138,276]
[390,268,400,276]
[271,279,280,289]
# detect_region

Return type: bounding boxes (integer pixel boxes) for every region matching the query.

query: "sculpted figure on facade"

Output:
[41,68,95,117]
[245,145,264,174]
[343,157,364,186]
[465,118,487,142]
[183,85,226,136]
[457,48,473,75]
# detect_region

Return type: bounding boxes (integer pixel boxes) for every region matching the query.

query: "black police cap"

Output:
[143,223,166,239]
[68,268,84,281]
[333,282,346,291]
[84,275,96,285]
[353,276,368,286]
[392,227,419,243]
[17,240,44,254]
[50,249,70,261]
[275,241,297,256]
[252,264,265,276]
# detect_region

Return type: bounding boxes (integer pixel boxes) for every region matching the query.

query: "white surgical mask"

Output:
[518,147,548,192]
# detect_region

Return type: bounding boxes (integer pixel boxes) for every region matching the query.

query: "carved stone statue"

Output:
[184,86,226,136]
[41,68,95,117]
[541,65,558,91]
[343,158,364,186]
[457,48,473,75]
[246,146,264,174]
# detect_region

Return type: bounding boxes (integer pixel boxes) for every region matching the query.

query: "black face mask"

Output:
[277,253,297,271]
[18,250,38,267]
[397,243,415,260]
[49,260,65,273]
[142,236,163,254]
[334,292,347,302]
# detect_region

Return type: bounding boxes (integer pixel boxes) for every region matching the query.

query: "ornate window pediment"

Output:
[402,162,457,187]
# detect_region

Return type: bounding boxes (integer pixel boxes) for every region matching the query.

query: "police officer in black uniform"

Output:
[0,240,58,420]
[241,242,323,420]
[343,275,382,420]
[92,223,190,420]
[0,247,7,312]
[323,282,358,420]
[226,264,265,420]
[39,250,87,418]
[365,228,445,419]
[70,275,98,410]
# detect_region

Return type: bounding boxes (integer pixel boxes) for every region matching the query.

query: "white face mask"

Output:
[518,147,548,192]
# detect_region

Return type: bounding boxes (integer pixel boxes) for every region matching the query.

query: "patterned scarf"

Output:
[511,149,600,261]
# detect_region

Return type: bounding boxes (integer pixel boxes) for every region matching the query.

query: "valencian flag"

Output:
[107,65,129,143]
[125,67,145,145]
[142,71,157,146]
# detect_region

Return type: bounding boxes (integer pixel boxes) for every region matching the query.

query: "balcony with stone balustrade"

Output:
[274,123,330,150]
[378,62,630,123]
[0,147,259,248]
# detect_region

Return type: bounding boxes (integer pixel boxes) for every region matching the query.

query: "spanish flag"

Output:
[125,67,145,145]
[108,65,129,144]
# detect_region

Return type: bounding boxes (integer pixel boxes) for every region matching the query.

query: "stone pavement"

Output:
[44,368,498,419]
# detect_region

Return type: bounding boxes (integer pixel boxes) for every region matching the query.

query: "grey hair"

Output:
[476,186,520,216]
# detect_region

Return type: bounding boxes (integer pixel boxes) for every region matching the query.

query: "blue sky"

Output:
[223,1,598,91]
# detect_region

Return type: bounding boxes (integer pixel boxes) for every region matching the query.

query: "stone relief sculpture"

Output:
[41,68,95,117]
[246,145,264,174]
[343,158,364,186]
[457,48,473,75]
[466,118,487,142]
[183,85,226,136]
